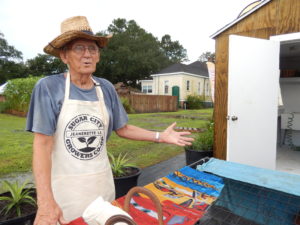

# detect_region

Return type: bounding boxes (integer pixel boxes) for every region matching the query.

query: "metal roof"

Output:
[0,82,7,95]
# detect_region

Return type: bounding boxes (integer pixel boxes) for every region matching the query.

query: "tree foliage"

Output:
[26,54,66,76]
[0,19,188,86]
[198,51,215,63]
[0,32,26,84]
[0,32,22,61]
[160,34,188,63]
[95,18,187,85]
[0,61,27,84]
[95,19,168,85]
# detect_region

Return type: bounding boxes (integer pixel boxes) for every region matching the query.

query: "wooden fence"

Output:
[0,95,5,102]
[124,94,178,113]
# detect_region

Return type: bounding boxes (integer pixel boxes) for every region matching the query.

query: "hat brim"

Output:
[43,31,110,57]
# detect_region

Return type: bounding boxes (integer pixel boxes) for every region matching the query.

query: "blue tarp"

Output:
[197,158,300,197]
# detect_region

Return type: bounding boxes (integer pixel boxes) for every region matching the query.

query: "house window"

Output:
[198,82,201,94]
[164,80,169,94]
[142,86,147,93]
[142,85,152,93]
[186,80,190,91]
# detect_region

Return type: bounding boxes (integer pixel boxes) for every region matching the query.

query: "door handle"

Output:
[231,116,238,121]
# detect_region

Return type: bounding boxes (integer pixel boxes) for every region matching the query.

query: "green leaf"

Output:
[108,152,135,177]
[0,196,11,201]
[0,180,36,216]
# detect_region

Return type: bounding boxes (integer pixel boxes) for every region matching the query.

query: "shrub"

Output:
[185,121,214,151]
[186,94,205,109]
[0,180,36,217]
[120,96,135,114]
[0,101,9,113]
[108,152,135,177]
[3,76,43,113]
[186,130,213,151]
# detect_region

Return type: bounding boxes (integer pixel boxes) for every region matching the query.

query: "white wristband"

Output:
[155,132,160,142]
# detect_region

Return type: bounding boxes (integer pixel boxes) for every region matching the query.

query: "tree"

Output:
[0,32,23,61]
[0,32,26,84]
[95,18,172,85]
[198,51,215,63]
[0,61,27,84]
[26,54,67,76]
[160,34,188,63]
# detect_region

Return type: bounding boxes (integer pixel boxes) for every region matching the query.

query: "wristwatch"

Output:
[155,132,160,142]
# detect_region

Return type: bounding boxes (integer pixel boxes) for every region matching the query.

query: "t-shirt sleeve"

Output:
[112,92,128,131]
[102,80,128,131]
[26,79,59,136]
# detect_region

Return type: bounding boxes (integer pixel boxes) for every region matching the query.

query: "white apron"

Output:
[51,72,115,221]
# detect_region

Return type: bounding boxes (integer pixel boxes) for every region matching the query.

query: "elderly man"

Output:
[26,16,193,225]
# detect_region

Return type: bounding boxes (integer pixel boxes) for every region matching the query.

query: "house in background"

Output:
[140,61,212,107]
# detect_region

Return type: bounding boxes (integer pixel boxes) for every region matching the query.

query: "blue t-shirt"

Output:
[26,74,128,140]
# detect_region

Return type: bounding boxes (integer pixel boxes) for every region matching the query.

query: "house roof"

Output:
[153,61,209,77]
[210,0,272,39]
[0,82,7,95]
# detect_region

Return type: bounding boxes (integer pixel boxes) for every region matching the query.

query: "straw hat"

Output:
[44,16,111,57]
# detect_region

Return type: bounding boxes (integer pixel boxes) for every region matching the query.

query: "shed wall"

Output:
[214,0,300,159]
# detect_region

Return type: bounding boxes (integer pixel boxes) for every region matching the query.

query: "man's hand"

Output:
[160,122,194,146]
[34,199,68,225]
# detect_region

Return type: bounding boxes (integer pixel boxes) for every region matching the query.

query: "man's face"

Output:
[61,39,100,76]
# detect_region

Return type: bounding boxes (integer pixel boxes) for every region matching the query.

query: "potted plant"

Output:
[0,180,37,225]
[184,121,214,165]
[108,152,141,199]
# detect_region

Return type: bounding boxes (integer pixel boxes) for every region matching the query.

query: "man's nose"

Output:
[83,47,92,56]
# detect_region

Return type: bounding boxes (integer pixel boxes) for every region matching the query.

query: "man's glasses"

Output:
[71,45,99,55]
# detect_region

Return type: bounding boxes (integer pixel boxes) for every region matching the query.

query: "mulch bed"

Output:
[4,110,27,117]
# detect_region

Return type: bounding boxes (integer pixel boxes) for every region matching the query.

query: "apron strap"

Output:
[64,72,71,101]
[91,77,104,104]
[64,72,108,126]
[65,73,102,101]
[91,77,108,129]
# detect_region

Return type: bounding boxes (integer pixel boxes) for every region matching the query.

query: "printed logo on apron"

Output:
[64,113,105,160]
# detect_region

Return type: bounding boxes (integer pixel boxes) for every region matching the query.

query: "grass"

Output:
[0,109,213,177]
[0,114,33,176]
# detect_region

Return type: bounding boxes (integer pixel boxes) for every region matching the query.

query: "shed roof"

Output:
[154,61,209,77]
[210,0,272,39]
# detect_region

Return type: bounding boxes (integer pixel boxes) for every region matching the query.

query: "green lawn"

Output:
[0,109,213,177]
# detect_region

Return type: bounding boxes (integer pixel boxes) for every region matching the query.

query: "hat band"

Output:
[48,30,96,50]
[81,30,94,35]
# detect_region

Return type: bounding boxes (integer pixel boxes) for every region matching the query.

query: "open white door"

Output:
[227,35,280,170]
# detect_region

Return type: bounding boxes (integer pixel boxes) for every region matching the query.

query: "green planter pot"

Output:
[114,166,141,199]
[185,148,213,165]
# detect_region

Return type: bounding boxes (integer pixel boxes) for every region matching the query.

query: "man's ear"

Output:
[59,50,68,64]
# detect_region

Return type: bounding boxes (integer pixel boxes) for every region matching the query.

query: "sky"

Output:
[0,0,256,63]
